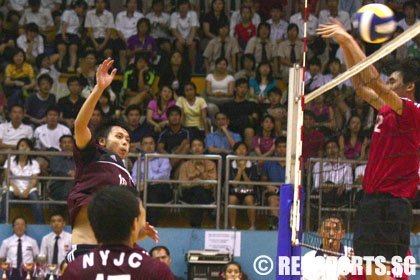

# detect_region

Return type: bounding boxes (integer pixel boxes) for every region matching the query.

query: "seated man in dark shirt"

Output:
[57,76,86,130]
[62,186,174,280]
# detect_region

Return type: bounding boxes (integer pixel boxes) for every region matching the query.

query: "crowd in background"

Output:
[0,0,418,230]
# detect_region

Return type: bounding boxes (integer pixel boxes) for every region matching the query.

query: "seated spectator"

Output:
[150,245,183,280]
[24,73,56,127]
[249,61,277,104]
[3,48,37,110]
[205,112,242,155]
[234,53,256,81]
[48,135,74,218]
[132,135,172,226]
[36,53,61,91]
[157,106,190,169]
[146,0,172,58]
[147,85,175,135]
[222,262,246,280]
[289,0,319,45]
[126,18,157,65]
[265,87,286,136]
[58,76,86,130]
[123,54,155,108]
[229,0,260,37]
[16,22,45,66]
[304,57,325,94]
[158,50,191,97]
[228,141,258,230]
[408,33,420,58]
[170,0,199,73]
[84,0,115,59]
[0,105,33,165]
[98,90,118,121]
[88,105,104,132]
[201,0,229,43]
[351,94,375,137]
[114,0,144,71]
[302,110,325,169]
[234,5,256,50]
[338,114,369,161]
[278,23,304,81]
[77,50,98,98]
[55,0,87,72]
[396,1,418,44]
[178,138,216,228]
[245,22,278,76]
[176,82,209,138]
[312,139,353,207]
[0,12,15,69]
[18,0,55,38]
[0,138,44,224]
[307,93,336,137]
[221,78,258,149]
[125,105,151,152]
[0,216,39,279]
[251,115,276,157]
[203,22,240,74]
[267,4,287,44]
[261,136,286,230]
[205,57,235,121]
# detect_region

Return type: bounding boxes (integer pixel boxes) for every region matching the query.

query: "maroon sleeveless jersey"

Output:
[68,139,135,225]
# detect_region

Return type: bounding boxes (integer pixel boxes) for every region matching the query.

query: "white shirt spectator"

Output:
[205,74,234,94]
[16,33,44,58]
[0,122,33,146]
[229,9,261,37]
[289,12,319,39]
[40,231,72,265]
[33,124,72,151]
[170,10,199,39]
[58,9,84,36]
[41,0,61,10]
[0,234,39,269]
[115,10,144,40]
[267,18,288,43]
[323,73,352,90]
[312,161,353,190]
[84,8,115,39]
[319,9,351,31]
[397,18,419,47]
[8,0,28,12]
[146,11,171,39]
[19,7,54,31]
[3,156,40,193]
[305,71,326,92]
[131,154,171,185]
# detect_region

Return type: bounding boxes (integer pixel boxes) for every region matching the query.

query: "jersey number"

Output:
[96,275,131,280]
[374,115,384,133]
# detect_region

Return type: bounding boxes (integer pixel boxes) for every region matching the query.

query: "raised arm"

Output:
[317,18,401,114]
[74,58,117,149]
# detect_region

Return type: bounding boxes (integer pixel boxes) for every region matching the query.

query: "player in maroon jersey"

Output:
[66,58,158,263]
[318,19,420,280]
[62,186,174,279]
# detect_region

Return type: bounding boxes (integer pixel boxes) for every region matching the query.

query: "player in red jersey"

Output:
[318,19,420,280]
[66,58,158,263]
[62,186,174,279]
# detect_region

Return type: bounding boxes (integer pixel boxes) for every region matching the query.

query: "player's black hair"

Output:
[398,58,420,102]
[94,118,131,142]
[149,245,171,256]
[88,186,141,243]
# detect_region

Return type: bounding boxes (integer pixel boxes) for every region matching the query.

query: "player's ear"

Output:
[98,137,106,146]
[406,82,415,94]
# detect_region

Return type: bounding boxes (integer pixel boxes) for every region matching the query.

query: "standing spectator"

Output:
[84,0,115,59]
[228,141,258,230]
[176,82,209,138]
[3,48,37,110]
[178,138,217,228]
[203,22,240,73]
[33,106,72,151]
[125,105,151,152]
[266,4,287,44]
[146,0,172,57]
[126,18,158,65]
[55,0,87,72]
[158,50,191,97]
[261,136,286,230]
[170,0,199,73]
[58,76,86,130]
[115,0,144,71]
[234,5,256,50]
[18,0,55,41]
[245,22,278,75]
[16,23,45,66]
[0,138,44,224]
[0,216,39,280]
[40,213,72,272]
[278,23,304,82]
[24,73,56,127]
[249,61,277,104]
[0,105,33,165]
[146,85,175,135]
[131,135,172,226]
[205,112,241,155]
[201,0,229,42]
[229,0,260,37]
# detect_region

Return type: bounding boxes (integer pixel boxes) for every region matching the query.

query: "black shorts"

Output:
[353,193,412,261]
[55,33,81,46]
[65,244,98,263]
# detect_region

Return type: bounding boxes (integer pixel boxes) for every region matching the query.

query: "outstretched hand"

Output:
[96,58,117,90]
[316,18,351,44]
[138,222,160,244]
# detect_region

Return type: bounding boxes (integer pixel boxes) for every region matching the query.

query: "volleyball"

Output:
[353,3,396,44]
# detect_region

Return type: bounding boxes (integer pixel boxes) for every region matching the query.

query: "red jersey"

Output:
[61,245,175,280]
[68,139,135,226]
[234,23,256,45]
[363,99,420,198]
